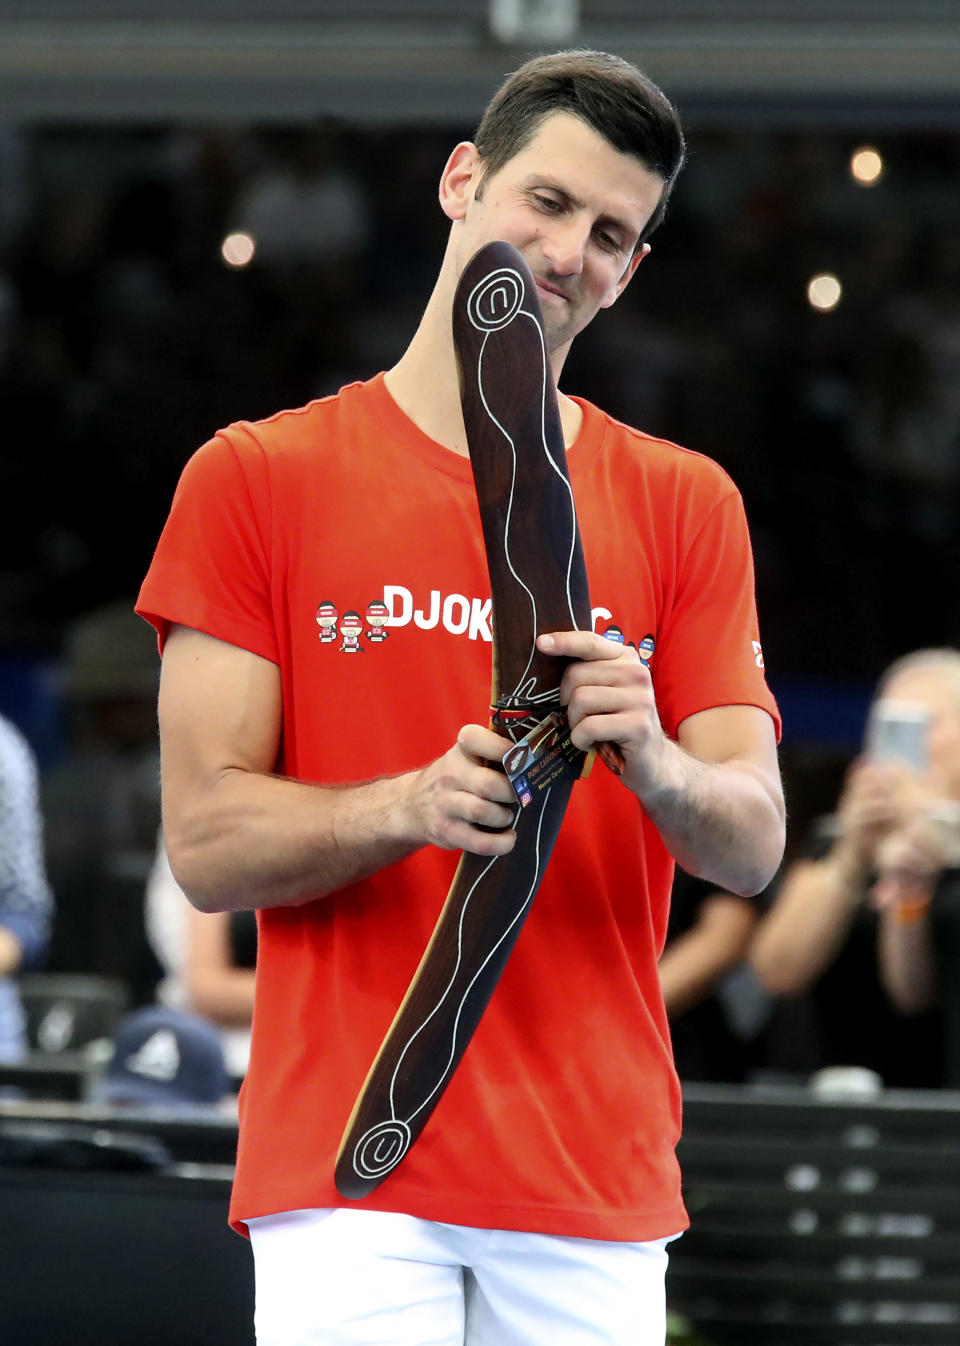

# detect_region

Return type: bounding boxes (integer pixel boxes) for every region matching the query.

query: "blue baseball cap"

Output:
[101,1006,229,1107]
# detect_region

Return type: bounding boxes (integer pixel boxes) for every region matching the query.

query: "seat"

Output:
[17,974,130,1054]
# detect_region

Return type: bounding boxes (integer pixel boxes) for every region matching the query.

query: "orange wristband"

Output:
[894,892,933,926]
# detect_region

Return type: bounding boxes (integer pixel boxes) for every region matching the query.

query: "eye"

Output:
[531,193,563,214]
[593,228,624,255]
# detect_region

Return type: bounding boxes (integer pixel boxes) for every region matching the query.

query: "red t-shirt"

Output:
[137,373,779,1242]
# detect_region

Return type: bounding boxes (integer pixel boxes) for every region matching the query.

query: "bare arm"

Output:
[878,899,938,1014]
[875,815,946,1014]
[540,630,784,896]
[184,908,256,1027]
[750,759,915,996]
[159,625,517,913]
[659,892,759,1016]
[749,852,867,996]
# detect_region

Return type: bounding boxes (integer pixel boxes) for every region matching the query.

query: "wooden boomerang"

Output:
[335,241,622,1200]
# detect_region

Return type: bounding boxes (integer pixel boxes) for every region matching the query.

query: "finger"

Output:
[453,789,517,833]
[469,766,518,808]
[568,711,638,756]
[566,681,640,726]
[560,658,649,707]
[457,722,514,765]
[457,823,517,858]
[537,630,640,664]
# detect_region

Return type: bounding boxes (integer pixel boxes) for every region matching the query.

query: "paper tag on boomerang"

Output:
[501,710,593,807]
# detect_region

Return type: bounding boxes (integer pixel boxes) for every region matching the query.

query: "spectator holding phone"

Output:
[873,650,960,1087]
[749,649,960,1087]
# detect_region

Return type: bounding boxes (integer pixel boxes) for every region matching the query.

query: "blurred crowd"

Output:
[0,118,958,674]
[0,114,959,1100]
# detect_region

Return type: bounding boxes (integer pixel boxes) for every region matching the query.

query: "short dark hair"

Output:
[473,50,686,245]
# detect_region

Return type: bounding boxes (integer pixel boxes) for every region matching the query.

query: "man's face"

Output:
[452,112,665,355]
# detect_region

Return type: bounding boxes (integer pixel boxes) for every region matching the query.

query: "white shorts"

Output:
[248,1206,681,1346]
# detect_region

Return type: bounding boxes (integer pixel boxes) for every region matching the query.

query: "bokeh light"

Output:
[807,273,842,312]
[850,146,883,186]
[221,231,256,268]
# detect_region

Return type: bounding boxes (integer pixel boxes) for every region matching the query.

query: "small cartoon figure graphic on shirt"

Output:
[365,600,390,644]
[602,624,626,645]
[638,633,656,666]
[316,600,338,644]
[339,610,364,653]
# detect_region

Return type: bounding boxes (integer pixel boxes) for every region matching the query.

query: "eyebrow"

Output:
[524,177,639,244]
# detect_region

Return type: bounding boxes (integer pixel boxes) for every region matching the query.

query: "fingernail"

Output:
[538,633,555,650]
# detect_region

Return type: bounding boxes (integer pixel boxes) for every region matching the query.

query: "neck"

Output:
[384,242,582,457]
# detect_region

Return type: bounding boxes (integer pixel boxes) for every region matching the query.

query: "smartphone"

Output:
[865,699,930,773]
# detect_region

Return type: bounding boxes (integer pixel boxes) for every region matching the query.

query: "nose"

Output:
[540,216,589,276]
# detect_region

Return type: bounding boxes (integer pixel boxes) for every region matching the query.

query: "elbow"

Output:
[708,825,785,902]
[165,839,233,914]
[711,795,786,900]
[726,862,777,901]
[184,889,231,916]
[742,816,786,899]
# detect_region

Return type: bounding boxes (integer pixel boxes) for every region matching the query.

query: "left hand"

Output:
[537,630,665,791]
[872,812,948,911]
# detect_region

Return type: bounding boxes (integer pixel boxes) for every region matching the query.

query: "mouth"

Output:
[534,277,570,303]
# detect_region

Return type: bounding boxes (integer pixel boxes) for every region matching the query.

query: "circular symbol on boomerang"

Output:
[352,1119,412,1179]
[467,269,524,332]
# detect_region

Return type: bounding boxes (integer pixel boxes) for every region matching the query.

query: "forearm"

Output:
[187,967,257,1025]
[165,716,518,914]
[878,899,938,1014]
[659,897,757,1015]
[636,743,784,898]
[750,849,865,995]
[165,767,424,913]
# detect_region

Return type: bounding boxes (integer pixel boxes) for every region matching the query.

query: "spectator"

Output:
[146,834,256,1080]
[661,869,768,1083]
[750,650,955,1087]
[873,650,960,1086]
[42,601,161,999]
[0,712,53,1061]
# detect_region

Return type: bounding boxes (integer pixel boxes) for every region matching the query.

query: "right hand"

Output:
[835,757,919,867]
[403,724,518,857]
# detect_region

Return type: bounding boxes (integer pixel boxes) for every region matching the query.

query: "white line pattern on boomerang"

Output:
[391,787,550,1132]
[476,308,582,701]
[383,847,498,1125]
[475,329,539,698]
[529,310,581,632]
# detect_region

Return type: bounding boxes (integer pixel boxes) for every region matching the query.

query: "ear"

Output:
[600,242,651,310]
[439,141,482,223]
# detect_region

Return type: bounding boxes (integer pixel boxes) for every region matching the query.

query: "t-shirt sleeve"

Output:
[653,487,780,740]
[136,428,279,663]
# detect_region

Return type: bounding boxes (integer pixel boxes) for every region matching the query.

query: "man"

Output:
[138,50,784,1346]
